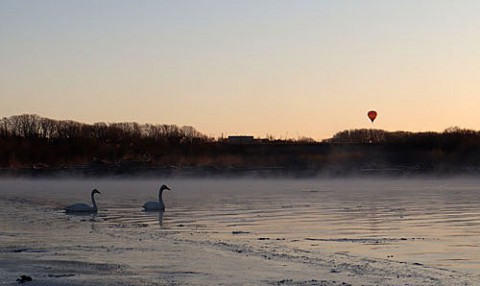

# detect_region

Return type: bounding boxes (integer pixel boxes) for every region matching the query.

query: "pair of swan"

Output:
[64,185,171,213]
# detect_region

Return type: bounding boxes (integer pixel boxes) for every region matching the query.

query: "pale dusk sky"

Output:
[1,1,480,140]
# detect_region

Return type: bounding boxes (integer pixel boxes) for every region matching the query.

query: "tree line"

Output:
[0,114,207,143]
[2,114,480,176]
[326,127,480,174]
[328,127,480,148]
[0,114,209,168]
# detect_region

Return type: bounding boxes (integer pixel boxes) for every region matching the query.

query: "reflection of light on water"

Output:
[2,177,480,275]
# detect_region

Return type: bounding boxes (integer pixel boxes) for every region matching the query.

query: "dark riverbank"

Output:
[1,157,479,178]
[2,115,480,178]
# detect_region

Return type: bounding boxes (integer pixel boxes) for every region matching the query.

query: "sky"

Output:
[1,1,480,140]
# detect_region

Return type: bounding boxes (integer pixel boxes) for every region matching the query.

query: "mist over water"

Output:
[1,176,480,285]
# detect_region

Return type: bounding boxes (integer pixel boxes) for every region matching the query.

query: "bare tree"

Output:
[57,120,83,140]
[181,126,206,144]
[90,122,109,141]
[0,117,10,138]
[9,114,41,138]
[38,117,58,140]
[111,122,142,139]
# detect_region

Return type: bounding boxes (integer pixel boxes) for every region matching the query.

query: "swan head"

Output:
[92,189,101,195]
[160,185,171,191]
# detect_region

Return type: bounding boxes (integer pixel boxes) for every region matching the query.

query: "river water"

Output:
[1,177,480,285]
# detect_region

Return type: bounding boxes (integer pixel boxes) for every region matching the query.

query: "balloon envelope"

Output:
[367,110,377,122]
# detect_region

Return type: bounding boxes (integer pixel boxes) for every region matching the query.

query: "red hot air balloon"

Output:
[367,110,377,122]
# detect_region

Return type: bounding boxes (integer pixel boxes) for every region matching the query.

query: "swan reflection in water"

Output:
[158,211,164,227]
[64,189,101,213]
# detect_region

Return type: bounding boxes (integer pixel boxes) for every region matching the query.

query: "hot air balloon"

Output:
[367,110,377,122]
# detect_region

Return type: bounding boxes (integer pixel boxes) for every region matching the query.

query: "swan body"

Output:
[65,189,101,213]
[143,185,171,211]
[143,201,165,211]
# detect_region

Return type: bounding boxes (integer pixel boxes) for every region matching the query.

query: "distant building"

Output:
[227,135,255,144]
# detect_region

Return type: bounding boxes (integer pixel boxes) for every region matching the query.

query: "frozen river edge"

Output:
[1,207,477,286]
[1,231,478,286]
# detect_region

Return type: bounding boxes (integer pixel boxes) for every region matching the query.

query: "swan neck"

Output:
[158,189,165,204]
[91,192,98,210]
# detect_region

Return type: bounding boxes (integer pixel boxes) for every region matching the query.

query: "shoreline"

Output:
[1,164,479,179]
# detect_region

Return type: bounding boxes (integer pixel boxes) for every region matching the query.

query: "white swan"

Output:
[143,185,171,211]
[64,189,101,213]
